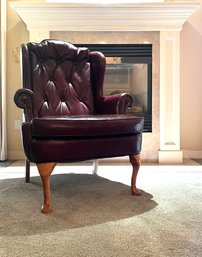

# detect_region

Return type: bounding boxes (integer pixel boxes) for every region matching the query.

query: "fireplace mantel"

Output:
[10,1,200,163]
[11,1,199,32]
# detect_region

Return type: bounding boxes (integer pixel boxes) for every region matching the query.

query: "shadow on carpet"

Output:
[0,173,157,236]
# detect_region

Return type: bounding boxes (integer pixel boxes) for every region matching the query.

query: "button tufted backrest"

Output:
[21,39,95,118]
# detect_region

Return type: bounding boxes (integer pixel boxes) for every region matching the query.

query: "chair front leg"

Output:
[129,154,141,196]
[37,163,56,214]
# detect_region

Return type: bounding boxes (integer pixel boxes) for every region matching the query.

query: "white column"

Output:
[0,0,7,160]
[158,31,183,163]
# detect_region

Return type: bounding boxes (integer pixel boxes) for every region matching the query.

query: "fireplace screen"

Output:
[104,58,149,115]
[75,44,152,132]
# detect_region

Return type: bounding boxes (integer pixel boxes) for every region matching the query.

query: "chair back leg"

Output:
[92,159,99,175]
[25,159,30,183]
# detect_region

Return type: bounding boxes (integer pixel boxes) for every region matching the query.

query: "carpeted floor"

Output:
[0,163,202,257]
[192,158,202,165]
[0,160,15,168]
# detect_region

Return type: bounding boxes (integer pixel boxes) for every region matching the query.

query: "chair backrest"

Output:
[21,39,96,118]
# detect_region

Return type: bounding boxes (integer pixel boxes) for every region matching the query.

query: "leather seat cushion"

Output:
[31,114,144,138]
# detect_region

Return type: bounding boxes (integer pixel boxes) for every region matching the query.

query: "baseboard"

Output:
[182,149,202,159]
[8,149,202,163]
[158,150,183,164]
[7,151,24,160]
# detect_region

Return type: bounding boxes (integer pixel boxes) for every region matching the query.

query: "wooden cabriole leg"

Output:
[129,154,141,196]
[25,159,30,183]
[36,162,56,214]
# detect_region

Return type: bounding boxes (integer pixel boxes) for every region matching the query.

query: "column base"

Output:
[158,150,183,164]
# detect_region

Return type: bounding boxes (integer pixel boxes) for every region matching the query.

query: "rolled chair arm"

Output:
[95,93,133,114]
[14,88,34,122]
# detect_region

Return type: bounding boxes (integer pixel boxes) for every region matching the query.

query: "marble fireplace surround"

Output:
[11,1,200,163]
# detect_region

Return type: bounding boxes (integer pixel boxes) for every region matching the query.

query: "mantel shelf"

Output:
[11,1,200,32]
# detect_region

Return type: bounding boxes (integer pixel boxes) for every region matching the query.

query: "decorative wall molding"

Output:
[10,1,199,32]
[158,31,182,163]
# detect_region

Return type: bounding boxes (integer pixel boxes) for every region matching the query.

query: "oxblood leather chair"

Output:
[14,39,144,214]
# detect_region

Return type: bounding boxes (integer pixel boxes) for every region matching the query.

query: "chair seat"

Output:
[32,114,144,138]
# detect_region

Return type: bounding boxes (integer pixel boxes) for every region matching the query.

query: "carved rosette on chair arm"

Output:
[13,88,34,123]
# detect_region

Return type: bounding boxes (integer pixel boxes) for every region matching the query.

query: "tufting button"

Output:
[60,96,66,102]
[43,95,48,102]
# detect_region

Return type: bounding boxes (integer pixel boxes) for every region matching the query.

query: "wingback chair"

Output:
[14,39,144,214]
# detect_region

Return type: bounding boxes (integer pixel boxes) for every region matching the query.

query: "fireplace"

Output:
[76,44,152,132]
[11,1,199,163]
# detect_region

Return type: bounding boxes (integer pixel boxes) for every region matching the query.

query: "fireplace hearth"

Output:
[76,44,152,132]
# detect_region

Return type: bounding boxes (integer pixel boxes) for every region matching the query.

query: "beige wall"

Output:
[6,0,202,160]
[7,0,29,159]
[180,0,202,155]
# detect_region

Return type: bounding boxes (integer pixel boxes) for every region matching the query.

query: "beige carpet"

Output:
[0,164,202,257]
